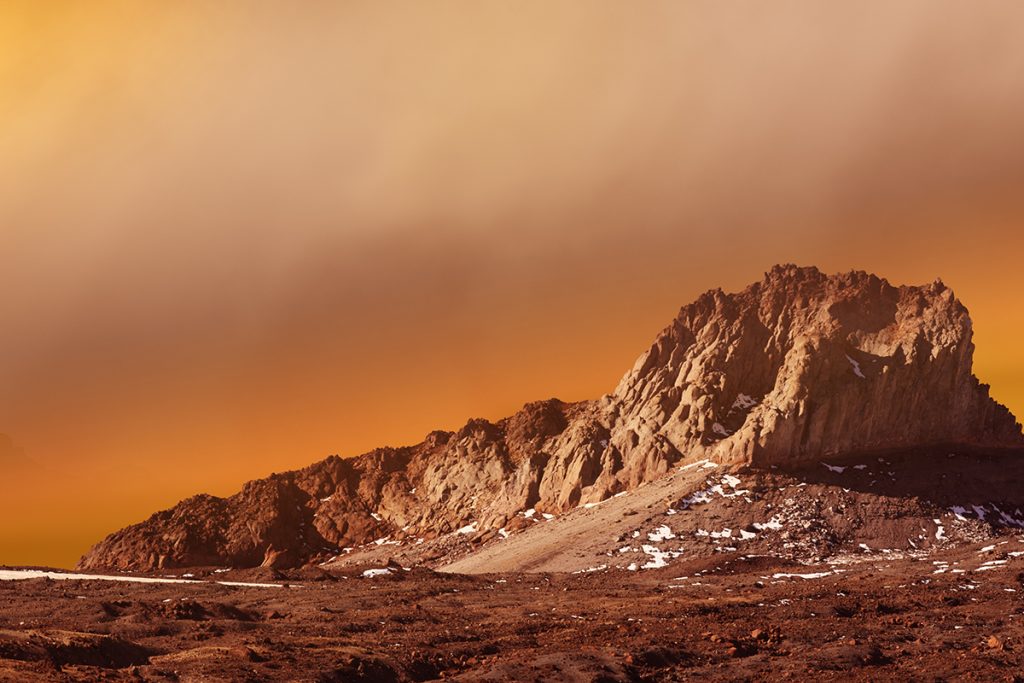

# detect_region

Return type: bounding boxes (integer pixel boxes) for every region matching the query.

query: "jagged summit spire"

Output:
[615,265,1018,468]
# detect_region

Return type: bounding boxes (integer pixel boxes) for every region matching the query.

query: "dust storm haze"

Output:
[2,1,1024,566]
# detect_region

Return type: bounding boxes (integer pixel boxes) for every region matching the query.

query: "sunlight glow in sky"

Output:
[3,1,1024,567]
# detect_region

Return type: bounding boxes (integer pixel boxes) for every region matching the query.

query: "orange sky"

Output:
[2,1,1024,568]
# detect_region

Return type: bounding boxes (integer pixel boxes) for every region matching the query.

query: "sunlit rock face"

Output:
[78,266,1023,570]
[612,264,1022,469]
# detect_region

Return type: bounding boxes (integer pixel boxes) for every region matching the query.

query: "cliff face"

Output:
[78,265,1022,570]
[613,265,1021,467]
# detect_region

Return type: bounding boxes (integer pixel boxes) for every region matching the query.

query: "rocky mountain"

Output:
[78,265,1023,571]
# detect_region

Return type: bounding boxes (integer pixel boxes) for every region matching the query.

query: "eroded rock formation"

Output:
[613,265,1020,467]
[78,265,1022,570]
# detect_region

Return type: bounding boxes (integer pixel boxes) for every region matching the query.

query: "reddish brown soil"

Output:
[4,546,1024,682]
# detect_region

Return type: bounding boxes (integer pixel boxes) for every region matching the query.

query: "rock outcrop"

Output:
[78,265,1022,570]
[613,265,1021,467]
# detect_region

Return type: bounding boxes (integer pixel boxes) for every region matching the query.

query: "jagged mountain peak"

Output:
[614,264,1016,468]
[78,266,1022,571]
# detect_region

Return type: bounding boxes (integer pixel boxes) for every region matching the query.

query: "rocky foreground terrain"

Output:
[3,265,1023,680]
[5,446,1024,681]
[5,528,1024,681]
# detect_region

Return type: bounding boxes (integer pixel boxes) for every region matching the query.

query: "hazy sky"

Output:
[3,1,1024,567]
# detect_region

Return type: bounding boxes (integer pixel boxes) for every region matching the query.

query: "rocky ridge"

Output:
[78,265,1023,570]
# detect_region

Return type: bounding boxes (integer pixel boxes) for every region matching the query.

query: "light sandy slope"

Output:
[320,459,733,574]
[438,461,725,573]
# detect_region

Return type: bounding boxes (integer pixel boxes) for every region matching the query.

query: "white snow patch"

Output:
[370,512,383,522]
[711,422,730,436]
[731,393,758,410]
[647,525,676,542]
[934,519,946,541]
[361,568,393,578]
[977,560,1008,572]
[679,474,752,510]
[998,509,1024,527]
[680,459,714,471]
[846,355,866,378]
[681,490,713,507]
[721,474,742,489]
[753,517,784,532]
[523,509,536,518]
[639,545,683,569]
[219,581,296,588]
[457,522,479,535]
[0,569,287,588]
[821,462,846,473]
[772,571,834,580]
